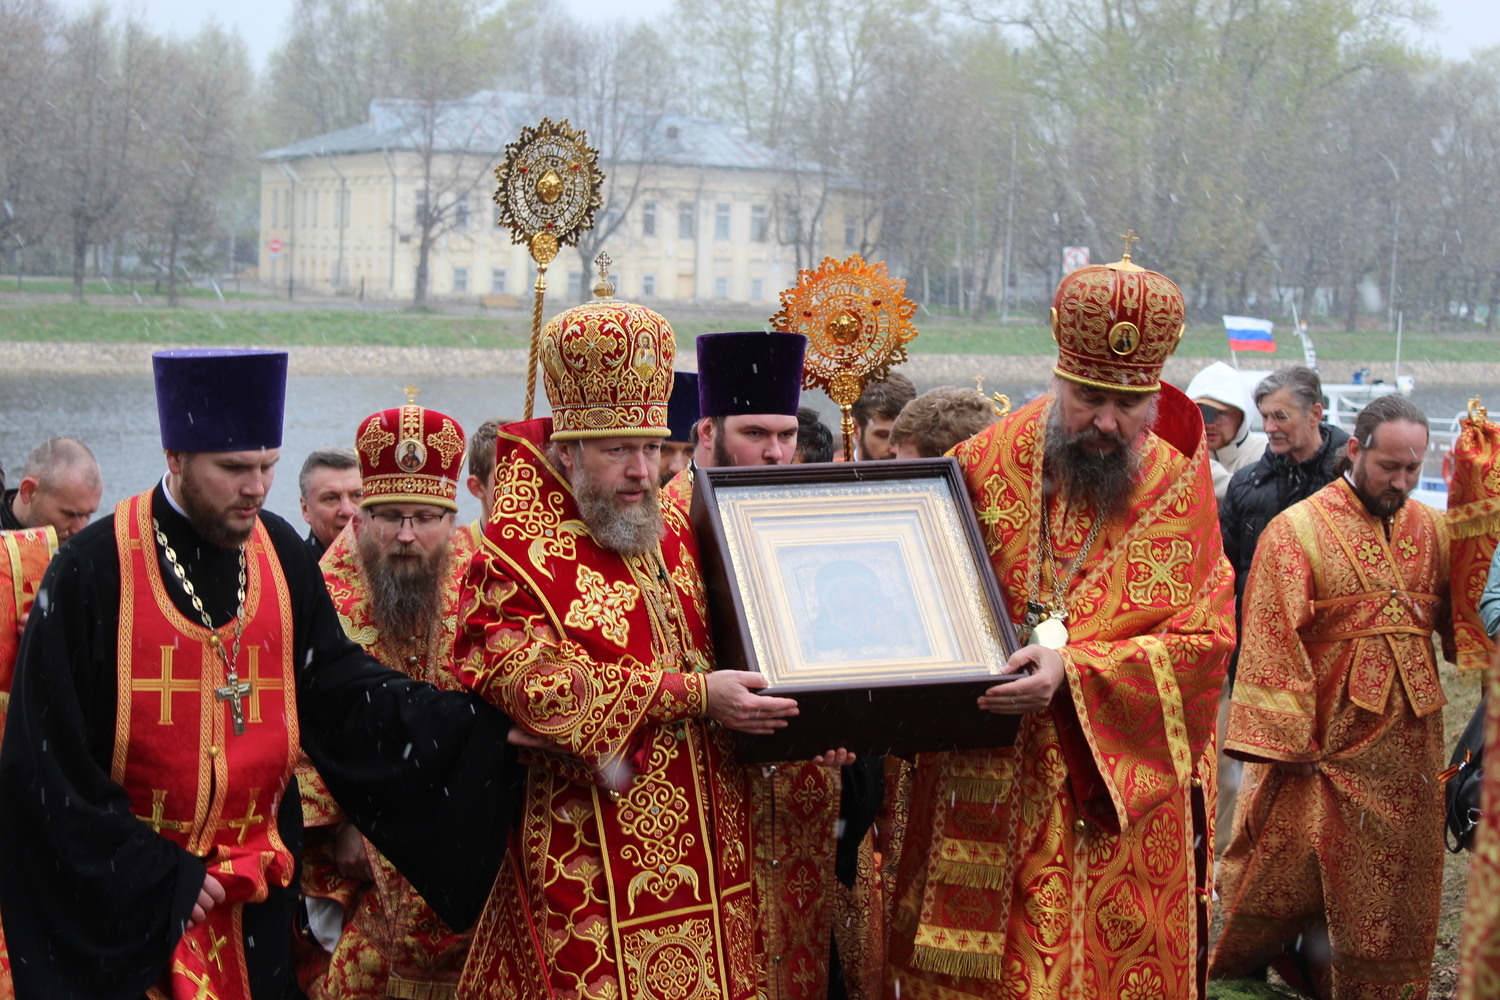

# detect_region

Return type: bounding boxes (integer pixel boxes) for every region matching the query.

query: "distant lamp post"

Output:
[1377,152,1400,332]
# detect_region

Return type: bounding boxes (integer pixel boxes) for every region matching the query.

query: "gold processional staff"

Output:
[493,118,605,419]
[770,254,920,461]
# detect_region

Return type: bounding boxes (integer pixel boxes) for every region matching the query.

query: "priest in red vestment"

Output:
[452,269,804,1000]
[0,349,521,1000]
[885,249,1233,1000]
[297,392,480,1000]
[1210,396,1453,999]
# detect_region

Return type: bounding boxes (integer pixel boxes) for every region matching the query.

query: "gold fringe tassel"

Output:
[945,776,1011,805]
[1448,507,1500,540]
[910,943,1006,980]
[933,858,1010,890]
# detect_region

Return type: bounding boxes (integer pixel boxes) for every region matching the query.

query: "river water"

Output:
[0,370,1476,529]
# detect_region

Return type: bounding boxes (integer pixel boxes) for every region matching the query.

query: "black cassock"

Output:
[0,484,520,1000]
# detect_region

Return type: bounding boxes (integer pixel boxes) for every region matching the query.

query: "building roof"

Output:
[258,90,830,176]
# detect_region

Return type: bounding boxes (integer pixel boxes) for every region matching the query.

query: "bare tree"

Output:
[144,27,253,305]
[53,8,158,301]
[0,0,60,270]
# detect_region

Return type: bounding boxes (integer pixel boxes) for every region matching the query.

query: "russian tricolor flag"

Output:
[1223,315,1276,353]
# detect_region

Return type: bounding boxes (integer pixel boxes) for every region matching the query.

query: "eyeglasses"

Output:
[367,510,450,531]
[1196,403,1221,424]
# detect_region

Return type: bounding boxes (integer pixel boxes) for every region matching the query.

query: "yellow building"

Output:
[257,90,874,304]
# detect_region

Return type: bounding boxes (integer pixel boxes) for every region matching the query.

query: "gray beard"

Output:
[359,533,450,643]
[1041,403,1146,521]
[574,471,664,556]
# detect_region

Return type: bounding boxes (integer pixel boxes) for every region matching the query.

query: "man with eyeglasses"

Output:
[296,391,479,1000]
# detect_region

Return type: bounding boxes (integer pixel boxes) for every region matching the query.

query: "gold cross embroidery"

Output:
[205,928,228,971]
[242,647,283,726]
[137,788,187,834]
[183,967,217,1000]
[135,648,198,725]
[226,789,265,846]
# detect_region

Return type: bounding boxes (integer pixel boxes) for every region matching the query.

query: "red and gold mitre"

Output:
[1051,234,1185,393]
[354,387,466,510]
[541,254,673,441]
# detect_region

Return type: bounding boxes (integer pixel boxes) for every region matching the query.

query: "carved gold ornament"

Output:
[770,254,919,458]
[493,118,607,419]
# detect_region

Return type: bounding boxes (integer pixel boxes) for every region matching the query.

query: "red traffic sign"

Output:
[268,238,282,253]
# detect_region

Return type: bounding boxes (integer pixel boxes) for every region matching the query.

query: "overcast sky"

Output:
[52,0,1500,74]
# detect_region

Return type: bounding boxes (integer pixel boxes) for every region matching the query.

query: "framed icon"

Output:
[690,458,1021,760]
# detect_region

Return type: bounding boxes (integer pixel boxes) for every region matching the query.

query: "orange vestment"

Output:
[452,420,760,1000]
[1211,478,1451,999]
[0,526,56,1000]
[886,391,1232,1000]
[296,522,477,1000]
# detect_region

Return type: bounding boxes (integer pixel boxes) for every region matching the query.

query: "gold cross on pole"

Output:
[595,251,612,280]
[403,383,421,405]
[1119,229,1140,260]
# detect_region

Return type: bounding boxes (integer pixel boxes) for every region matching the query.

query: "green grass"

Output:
[0,297,1494,363]
[4,277,269,300]
[0,305,535,348]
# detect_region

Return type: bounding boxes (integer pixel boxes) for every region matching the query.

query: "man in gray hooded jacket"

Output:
[1184,361,1268,500]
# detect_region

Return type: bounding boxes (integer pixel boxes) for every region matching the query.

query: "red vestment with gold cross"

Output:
[114,490,300,1000]
[452,420,761,1000]
[1210,477,1452,999]
[885,391,1232,1000]
[295,522,478,1000]
[662,467,884,1000]
[0,526,57,1000]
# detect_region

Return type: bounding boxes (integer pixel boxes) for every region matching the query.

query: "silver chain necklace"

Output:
[152,517,253,735]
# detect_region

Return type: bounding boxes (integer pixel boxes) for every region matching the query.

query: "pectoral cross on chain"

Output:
[210,635,253,735]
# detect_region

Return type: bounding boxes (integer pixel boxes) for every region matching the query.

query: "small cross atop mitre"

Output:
[403,383,421,405]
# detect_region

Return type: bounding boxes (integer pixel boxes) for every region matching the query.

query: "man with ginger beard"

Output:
[1210,396,1453,1000]
[0,351,521,1000]
[295,392,480,1000]
[885,248,1233,1000]
[449,277,853,1000]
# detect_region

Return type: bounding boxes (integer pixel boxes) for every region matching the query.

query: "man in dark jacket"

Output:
[1221,366,1350,621]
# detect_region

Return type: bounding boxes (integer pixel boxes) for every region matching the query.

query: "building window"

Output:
[271,190,279,228]
[751,205,768,242]
[714,203,731,241]
[642,201,657,237]
[641,274,656,297]
[454,196,471,230]
[415,189,430,227]
[568,270,584,298]
[844,218,857,248]
[678,202,696,240]
[751,277,764,300]
[453,267,469,293]
[714,276,729,300]
[490,268,508,294]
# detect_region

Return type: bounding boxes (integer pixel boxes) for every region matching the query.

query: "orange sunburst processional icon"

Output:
[769,255,919,458]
